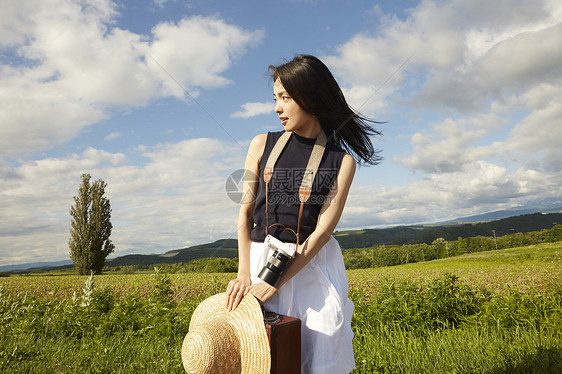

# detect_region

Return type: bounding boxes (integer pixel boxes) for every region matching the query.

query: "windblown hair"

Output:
[269,54,383,165]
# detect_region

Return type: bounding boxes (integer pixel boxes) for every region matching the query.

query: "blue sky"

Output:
[1,0,561,266]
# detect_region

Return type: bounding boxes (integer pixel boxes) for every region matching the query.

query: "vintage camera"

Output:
[258,235,297,287]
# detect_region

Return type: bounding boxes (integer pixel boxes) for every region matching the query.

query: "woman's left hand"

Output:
[247,282,277,305]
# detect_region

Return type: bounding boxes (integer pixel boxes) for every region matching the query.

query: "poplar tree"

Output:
[69,173,115,275]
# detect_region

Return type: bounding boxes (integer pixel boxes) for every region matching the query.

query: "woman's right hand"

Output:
[225,275,251,311]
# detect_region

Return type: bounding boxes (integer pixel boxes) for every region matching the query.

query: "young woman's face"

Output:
[273,79,318,136]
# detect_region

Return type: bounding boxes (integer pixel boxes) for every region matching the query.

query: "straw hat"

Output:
[181,292,271,374]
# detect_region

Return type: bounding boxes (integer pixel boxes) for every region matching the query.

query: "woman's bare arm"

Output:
[225,134,266,311]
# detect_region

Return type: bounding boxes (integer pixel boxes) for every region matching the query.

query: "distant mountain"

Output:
[0,260,72,273]
[105,239,238,267]
[334,212,562,249]
[437,205,562,224]
[3,239,238,273]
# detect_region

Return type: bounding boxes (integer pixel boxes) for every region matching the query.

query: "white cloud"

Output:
[231,102,275,118]
[417,23,562,112]
[398,115,502,174]
[325,0,562,113]
[397,81,562,176]
[147,16,263,97]
[504,85,562,158]
[104,132,122,140]
[342,160,560,229]
[0,138,247,266]
[153,0,168,8]
[323,0,466,114]
[0,0,263,157]
[325,0,562,229]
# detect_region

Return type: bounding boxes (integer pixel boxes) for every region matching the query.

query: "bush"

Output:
[352,273,491,335]
[151,267,175,303]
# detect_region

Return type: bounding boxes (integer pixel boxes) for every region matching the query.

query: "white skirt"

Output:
[250,236,355,374]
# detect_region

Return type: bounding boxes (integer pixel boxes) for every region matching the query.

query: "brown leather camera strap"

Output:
[263,130,327,248]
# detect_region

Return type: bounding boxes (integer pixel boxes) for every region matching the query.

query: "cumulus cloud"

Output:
[325,0,562,227]
[397,114,507,174]
[417,23,562,112]
[334,1,560,154]
[147,16,263,96]
[504,84,562,167]
[342,160,558,229]
[0,0,263,157]
[325,0,562,113]
[231,102,275,118]
[323,0,466,115]
[0,138,247,266]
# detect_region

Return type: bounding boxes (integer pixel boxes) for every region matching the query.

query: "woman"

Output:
[226,54,382,373]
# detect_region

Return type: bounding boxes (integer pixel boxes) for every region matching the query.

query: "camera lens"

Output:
[258,250,292,287]
[268,250,290,272]
[258,267,279,287]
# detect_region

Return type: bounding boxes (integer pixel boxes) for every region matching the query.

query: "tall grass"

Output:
[0,272,202,373]
[352,322,560,373]
[1,243,561,373]
[350,274,561,373]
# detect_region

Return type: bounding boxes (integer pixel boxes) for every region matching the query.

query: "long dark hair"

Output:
[269,54,383,165]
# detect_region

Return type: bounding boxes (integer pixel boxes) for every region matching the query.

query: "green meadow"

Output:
[1,242,560,373]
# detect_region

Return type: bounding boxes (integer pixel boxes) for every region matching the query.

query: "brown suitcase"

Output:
[264,312,301,374]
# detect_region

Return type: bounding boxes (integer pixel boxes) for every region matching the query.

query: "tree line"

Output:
[105,257,239,274]
[342,224,562,270]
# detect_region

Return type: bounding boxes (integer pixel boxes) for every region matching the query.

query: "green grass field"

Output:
[1,242,561,373]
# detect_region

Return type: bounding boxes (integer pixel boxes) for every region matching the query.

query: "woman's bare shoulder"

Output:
[247,133,268,163]
[250,133,267,149]
[340,153,356,173]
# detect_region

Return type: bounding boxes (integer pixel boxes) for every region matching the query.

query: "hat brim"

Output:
[182,292,271,374]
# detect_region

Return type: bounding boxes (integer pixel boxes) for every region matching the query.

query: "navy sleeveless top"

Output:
[250,131,346,244]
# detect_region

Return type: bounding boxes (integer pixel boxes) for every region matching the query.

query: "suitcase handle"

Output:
[264,314,281,325]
